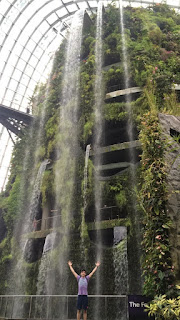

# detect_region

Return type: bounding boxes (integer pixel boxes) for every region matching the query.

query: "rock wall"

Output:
[159,113,180,281]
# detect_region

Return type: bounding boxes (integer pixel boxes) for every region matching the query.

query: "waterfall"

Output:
[11,159,49,290]
[113,227,128,320]
[93,2,103,317]
[6,55,55,312]
[119,0,142,292]
[55,8,84,230]
[84,144,91,204]
[94,0,103,260]
[10,160,49,317]
[27,159,50,231]
[12,61,55,245]
[38,9,85,310]
[23,72,54,223]
[119,0,134,147]
[36,233,57,304]
[80,144,91,263]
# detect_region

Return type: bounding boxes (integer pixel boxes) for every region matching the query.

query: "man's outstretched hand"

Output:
[95,261,100,267]
[68,261,78,278]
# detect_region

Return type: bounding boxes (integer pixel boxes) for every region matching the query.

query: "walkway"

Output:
[0,104,34,136]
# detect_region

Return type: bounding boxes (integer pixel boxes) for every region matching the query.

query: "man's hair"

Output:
[81,269,86,273]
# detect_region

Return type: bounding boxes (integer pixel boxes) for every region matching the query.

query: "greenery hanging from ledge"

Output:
[139,109,175,296]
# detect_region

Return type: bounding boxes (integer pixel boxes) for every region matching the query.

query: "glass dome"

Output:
[0,0,180,191]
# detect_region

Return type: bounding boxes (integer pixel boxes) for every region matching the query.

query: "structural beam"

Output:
[0,104,34,137]
[90,140,141,156]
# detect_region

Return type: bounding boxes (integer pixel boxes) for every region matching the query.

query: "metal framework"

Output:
[0,0,180,191]
[0,103,33,136]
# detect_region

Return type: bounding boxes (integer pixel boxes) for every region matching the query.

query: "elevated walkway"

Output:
[105,86,142,100]
[105,84,180,100]
[90,140,141,155]
[23,207,128,240]
[0,104,34,136]
[91,140,141,177]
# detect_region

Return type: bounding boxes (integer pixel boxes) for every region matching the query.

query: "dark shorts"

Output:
[77,295,88,310]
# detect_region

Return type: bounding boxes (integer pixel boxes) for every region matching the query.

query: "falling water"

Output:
[6,59,55,313]
[27,159,50,230]
[93,2,103,317]
[119,0,142,292]
[37,232,58,296]
[113,227,128,320]
[84,144,91,204]
[55,8,84,230]
[119,0,134,147]
[80,144,91,263]
[94,0,103,257]
[10,160,49,317]
[12,62,55,244]
[37,10,85,310]
[24,71,55,215]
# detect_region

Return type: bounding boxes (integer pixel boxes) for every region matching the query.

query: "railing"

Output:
[33,215,61,231]
[0,295,128,320]
[106,83,180,94]
[106,84,142,94]
[100,205,125,220]
[87,206,126,223]
[33,209,125,232]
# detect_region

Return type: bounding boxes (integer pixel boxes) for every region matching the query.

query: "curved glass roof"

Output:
[0,0,180,191]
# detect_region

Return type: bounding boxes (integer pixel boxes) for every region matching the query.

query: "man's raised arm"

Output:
[68,261,78,278]
[89,261,100,278]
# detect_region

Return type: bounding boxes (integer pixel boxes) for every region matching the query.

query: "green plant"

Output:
[146,286,180,320]
[139,111,175,296]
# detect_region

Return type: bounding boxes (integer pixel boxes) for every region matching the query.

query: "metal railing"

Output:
[33,215,61,231]
[100,205,126,220]
[0,294,128,320]
[33,209,125,232]
[87,206,126,223]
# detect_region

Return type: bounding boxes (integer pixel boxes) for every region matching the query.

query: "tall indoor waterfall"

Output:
[8,68,54,298]
[94,0,103,286]
[94,0,103,263]
[80,144,91,264]
[37,8,85,301]
[119,0,142,292]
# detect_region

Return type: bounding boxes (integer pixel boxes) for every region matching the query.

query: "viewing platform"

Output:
[105,86,142,100]
[23,206,128,240]
[105,84,180,100]
[0,295,127,320]
[90,140,141,156]
[0,104,34,136]
[90,140,141,177]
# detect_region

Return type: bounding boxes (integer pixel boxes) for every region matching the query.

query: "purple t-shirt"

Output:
[77,275,90,295]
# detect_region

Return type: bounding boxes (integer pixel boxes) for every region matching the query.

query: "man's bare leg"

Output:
[77,310,81,320]
[83,310,87,320]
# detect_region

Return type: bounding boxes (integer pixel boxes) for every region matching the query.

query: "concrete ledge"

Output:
[97,162,136,171]
[88,218,130,230]
[90,140,141,156]
[105,84,180,100]
[105,87,142,99]
[103,62,121,71]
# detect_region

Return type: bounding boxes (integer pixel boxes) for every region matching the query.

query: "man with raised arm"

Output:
[68,260,100,320]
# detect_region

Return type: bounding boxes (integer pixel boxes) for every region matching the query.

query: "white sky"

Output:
[0,0,180,192]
